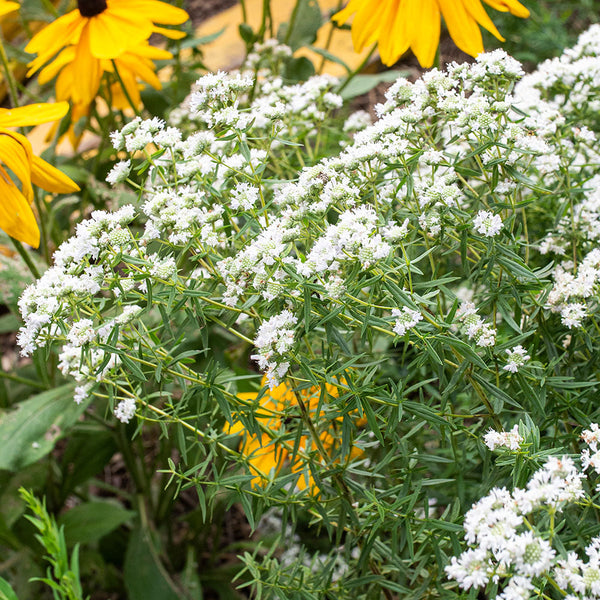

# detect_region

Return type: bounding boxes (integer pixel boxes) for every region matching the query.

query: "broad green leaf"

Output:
[0,576,19,600]
[59,502,134,544]
[0,384,86,472]
[124,526,180,600]
[277,0,322,51]
[340,71,408,100]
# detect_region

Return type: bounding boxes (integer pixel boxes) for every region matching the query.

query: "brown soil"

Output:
[184,0,238,27]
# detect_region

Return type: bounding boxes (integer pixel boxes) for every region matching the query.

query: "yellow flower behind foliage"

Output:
[226,378,363,493]
[0,102,80,247]
[333,0,529,68]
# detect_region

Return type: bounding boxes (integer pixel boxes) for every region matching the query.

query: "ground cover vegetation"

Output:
[0,0,599,598]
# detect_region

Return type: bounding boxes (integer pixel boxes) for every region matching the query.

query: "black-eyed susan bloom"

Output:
[334,0,530,68]
[0,102,80,247]
[25,0,188,106]
[38,41,172,108]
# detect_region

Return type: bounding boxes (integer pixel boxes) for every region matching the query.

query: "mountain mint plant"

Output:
[17,25,600,598]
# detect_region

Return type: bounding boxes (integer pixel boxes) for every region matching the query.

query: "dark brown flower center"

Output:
[78,0,107,17]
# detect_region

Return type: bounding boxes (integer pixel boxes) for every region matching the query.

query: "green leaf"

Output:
[278,0,322,51]
[59,502,134,545]
[0,576,19,600]
[0,384,87,472]
[283,56,315,82]
[124,526,181,600]
[238,23,255,44]
[340,71,408,100]
[308,45,351,73]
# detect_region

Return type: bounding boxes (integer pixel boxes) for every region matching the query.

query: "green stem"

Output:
[33,190,51,265]
[336,43,377,95]
[110,60,140,117]
[0,370,46,390]
[11,238,41,279]
[284,0,301,45]
[0,33,19,107]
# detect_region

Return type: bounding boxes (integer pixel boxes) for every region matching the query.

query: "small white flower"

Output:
[392,306,423,336]
[473,210,503,237]
[114,397,136,423]
[560,302,587,328]
[106,160,131,185]
[484,425,524,451]
[503,345,531,373]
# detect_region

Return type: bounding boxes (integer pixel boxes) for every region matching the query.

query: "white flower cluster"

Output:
[503,345,531,373]
[297,207,391,277]
[456,302,496,347]
[447,455,585,597]
[16,203,174,416]
[250,310,298,387]
[546,248,600,329]
[473,210,503,238]
[515,24,600,131]
[391,306,423,337]
[581,424,600,481]
[484,424,524,451]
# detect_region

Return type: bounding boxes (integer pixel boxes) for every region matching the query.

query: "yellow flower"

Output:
[38,41,172,108]
[0,0,18,17]
[333,0,530,68]
[25,0,188,102]
[0,102,80,247]
[226,378,363,493]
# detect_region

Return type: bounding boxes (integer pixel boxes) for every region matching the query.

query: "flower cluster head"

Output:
[251,311,298,388]
[447,453,586,597]
[503,345,531,373]
[391,306,423,337]
[449,420,600,598]
[456,302,496,348]
[473,210,503,238]
[484,424,524,451]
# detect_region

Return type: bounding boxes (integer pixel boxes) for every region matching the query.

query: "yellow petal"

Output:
[332,0,362,25]
[0,179,39,247]
[152,25,186,39]
[0,1,19,17]
[110,67,142,109]
[88,11,151,59]
[117,54,161,89]
[0,131,33,203]
[38,48,76,85]
[30,154,80,194]
[25,11,84,70]
[439,0,485,58]
[55,65,75,102]
[461,0,504,41]
[372,0,405,65]
[0,102,70,128]
[409,0,441,68]
[483,0,530,18]
[351,0,392,52]
[72,26,103,105]
[128,43,173,60]
[116,0,189,25]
